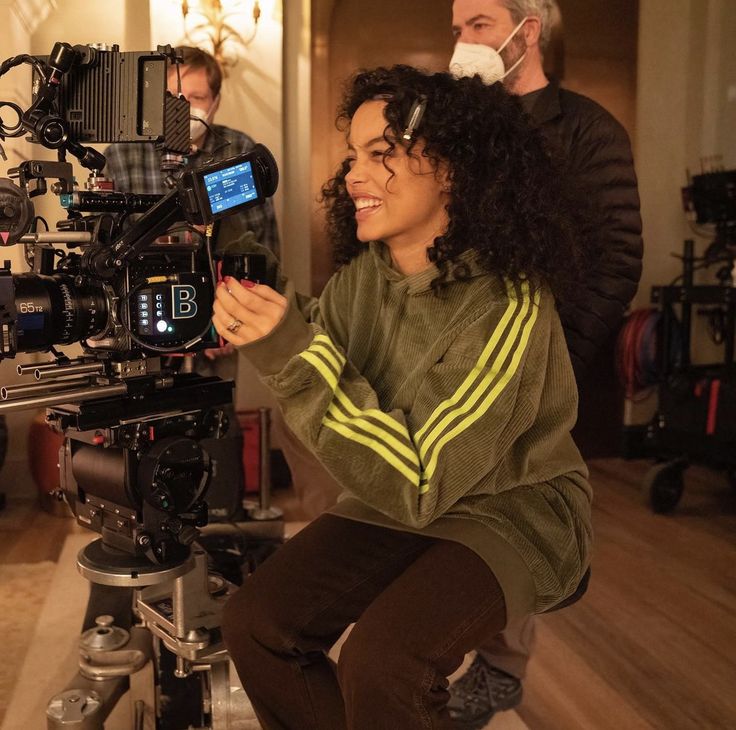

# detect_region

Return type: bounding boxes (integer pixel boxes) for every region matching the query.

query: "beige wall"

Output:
[635,0,736,307]
[714,2,736,167]
[558,0,638,143]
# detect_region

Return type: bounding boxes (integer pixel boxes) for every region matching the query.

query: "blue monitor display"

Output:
[203,160,259,215]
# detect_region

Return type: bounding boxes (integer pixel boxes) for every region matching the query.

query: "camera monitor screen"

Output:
[203,160,259,216]
[178,144,278,225]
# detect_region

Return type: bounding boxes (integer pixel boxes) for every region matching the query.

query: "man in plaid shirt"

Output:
[103,46,280,257]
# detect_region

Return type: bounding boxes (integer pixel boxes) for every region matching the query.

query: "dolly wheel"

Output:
[644,461,686,514]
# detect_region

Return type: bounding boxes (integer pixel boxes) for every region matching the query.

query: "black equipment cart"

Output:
[644,239,736,512]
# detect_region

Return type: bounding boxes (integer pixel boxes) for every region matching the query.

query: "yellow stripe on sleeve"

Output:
[299,350,339,391]
[324,415,420,485]
[418,281,531,461]
[310,341,345,374]
[327,401,420,469]
[299,334,421,480]
[312,334,345,366]
[415,280,522,444]
[332,388,412,441]
[421,288,540,482]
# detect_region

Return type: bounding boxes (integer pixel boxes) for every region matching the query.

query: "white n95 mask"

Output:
[189,106,210,140]
[449,16,529,85]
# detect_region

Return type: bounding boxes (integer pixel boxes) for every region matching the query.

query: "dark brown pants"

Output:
[221,514,507,730]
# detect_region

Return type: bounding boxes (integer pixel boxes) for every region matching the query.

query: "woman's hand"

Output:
[203,342,235,360]
[212,277,287,346]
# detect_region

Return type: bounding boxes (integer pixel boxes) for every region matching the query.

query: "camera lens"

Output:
[8,273,108,354]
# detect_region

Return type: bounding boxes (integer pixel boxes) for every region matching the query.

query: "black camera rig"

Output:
[0,41,284,729]
[0,41,279,563]
[682,168,736,274]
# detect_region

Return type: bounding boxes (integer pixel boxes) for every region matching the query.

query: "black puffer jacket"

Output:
[526,78,643,379]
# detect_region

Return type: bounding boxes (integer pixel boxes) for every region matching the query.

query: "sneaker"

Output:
[447,654,523,729]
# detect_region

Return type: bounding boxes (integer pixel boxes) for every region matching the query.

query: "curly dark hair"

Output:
[320,65,599,302]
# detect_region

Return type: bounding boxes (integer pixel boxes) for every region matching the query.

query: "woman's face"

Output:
[344,100,450,255]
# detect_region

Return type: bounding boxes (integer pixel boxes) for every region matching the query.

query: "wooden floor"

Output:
[518,459,736,730]
[1,458,735,729]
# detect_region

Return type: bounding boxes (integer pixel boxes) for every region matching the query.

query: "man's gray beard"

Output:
[500,36,527,91]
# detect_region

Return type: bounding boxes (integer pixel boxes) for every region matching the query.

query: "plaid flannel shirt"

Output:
[103,124,280,256]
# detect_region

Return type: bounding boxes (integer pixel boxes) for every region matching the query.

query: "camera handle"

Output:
[84,187,184,279]
[9,158,74,198]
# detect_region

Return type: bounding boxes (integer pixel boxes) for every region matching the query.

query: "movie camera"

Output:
[0,40,279,560]
[0,42,282,728]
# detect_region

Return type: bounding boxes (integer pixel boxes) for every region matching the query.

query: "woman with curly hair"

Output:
[216,65,593,729]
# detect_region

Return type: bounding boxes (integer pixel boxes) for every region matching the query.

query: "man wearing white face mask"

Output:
[448,1,642,727]
[449,13,533,88]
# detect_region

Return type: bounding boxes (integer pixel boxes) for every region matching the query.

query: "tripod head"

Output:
[43,372,234,567]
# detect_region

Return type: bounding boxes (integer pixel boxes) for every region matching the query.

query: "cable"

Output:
[0,101,24,137]
[686,220,717,239]
[616,309,650,398]
[0,55,48,138]
[616,308,682,400]
[204,223,217,284]
[192,117,232,152]
[0,54,47,83]
[668,255,733,286]
[24,217,51,267]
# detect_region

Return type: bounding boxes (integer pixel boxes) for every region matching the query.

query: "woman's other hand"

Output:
[203,342,235,360]
[212,277,287,346]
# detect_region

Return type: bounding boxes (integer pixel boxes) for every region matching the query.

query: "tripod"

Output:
[0,365,282,728]
[46,539,255,730]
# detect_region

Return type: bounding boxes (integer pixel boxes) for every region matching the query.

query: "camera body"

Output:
[688,170,736,227]
[0,246,213,357]
[0,144,278,360]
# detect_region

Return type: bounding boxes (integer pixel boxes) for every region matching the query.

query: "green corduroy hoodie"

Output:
[240,243,592,620]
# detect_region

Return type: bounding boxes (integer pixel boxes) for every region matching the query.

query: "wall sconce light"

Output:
[179,0,262,73]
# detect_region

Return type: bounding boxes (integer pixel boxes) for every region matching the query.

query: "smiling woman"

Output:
[343,100,451,274]
[215,65,595,729]
[321,64,595,301]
